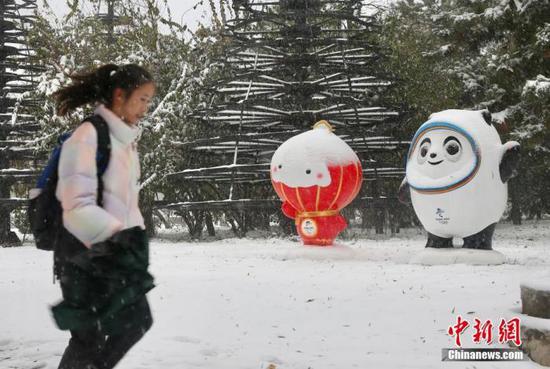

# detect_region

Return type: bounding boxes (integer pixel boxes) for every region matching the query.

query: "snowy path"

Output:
[1,221,548,369]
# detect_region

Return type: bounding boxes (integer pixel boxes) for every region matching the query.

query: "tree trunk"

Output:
[0,155,21,247]
[228,211,247,238]
[153,209,172,229]
[259,211,271,231]
[389,208,400,234]
[143,206,157,238]
[375,208,385,234]
[360,208,369,229]
[205,212,216,236]
[180,210,204,239]
[278,211,296,236]
[509,182,522,225]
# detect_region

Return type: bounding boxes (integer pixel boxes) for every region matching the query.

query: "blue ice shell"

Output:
[406,122,481,193]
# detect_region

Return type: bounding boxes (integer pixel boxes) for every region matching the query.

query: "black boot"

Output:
[462,223,496,250]
[426,232,453,248]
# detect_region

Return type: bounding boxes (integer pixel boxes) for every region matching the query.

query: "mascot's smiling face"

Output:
[406,122,480,193]
[270,122,359,188]
[412,128,474,178]
[271,146,332,188]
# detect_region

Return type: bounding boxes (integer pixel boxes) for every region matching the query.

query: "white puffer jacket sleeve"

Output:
[56,121,123,247]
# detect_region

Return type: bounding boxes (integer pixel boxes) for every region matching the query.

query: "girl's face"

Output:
[114,82,155,125]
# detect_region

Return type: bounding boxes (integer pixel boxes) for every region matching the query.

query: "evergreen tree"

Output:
[26,0,191,236]
[0,0,42,246]
[384,0,550,222]
[165,0,406,235]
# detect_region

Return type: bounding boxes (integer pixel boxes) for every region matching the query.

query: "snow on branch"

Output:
[523,75,550,96]
[151,63,189,119]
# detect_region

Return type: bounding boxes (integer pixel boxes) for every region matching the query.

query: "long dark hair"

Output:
[53,64,154,116]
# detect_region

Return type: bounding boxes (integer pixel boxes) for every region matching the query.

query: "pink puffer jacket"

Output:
[56,104,145,247]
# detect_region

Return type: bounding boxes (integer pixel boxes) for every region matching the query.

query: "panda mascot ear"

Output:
[481,109,492,125]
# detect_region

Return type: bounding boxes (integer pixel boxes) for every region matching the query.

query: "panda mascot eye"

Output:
[444,137,462,162]
[417,139,431,164]
[446,142,459,155]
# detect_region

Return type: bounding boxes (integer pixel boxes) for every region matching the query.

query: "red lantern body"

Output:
[272,163,362,245]
[270,122,363,246]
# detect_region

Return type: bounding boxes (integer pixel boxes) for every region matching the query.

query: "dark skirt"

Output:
[52,227,155,335]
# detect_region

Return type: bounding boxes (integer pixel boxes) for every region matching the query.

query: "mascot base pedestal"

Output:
[410,248,505,266]
[296,214,347,247]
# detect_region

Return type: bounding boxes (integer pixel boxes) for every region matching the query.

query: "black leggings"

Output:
[57,297,153,369]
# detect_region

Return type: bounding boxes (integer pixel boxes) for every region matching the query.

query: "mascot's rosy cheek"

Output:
[270,121,363,246]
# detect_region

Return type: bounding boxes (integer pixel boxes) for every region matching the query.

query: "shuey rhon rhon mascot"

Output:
[270,120,363,246]
[399,109,520,250]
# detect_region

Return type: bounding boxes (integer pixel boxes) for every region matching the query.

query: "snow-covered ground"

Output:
[1,220,549,369]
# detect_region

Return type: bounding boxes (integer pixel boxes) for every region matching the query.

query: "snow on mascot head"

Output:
[399,109,520,250]
[270,120,363,246]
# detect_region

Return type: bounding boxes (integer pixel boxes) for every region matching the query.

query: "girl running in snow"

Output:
[52,63,155,369]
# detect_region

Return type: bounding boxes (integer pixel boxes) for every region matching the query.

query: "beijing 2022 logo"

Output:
[435,208,450,225]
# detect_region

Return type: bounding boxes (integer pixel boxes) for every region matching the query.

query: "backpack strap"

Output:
[83,115,111,207]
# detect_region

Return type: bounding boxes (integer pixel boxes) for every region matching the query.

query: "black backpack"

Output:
[28,115,111,252]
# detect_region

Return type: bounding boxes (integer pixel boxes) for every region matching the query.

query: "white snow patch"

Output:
[1,220,549,368]
[509,308,550,333]
[492,109,509,124]
[410,248,506,266]
[520,273,550,292]
[523,75,550,96]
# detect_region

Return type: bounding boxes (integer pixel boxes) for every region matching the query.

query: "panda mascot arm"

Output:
[398,178,411,204]
[499,141,521,183]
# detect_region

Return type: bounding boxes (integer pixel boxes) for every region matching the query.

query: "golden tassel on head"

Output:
[313,120,334,132]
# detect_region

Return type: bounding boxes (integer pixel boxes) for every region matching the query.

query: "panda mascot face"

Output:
[406,122,480,193]
[403,109,520,241]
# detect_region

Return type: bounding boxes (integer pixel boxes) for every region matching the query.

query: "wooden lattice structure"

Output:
[159,0,407,234]
[0,0,125,246]
[0,0,42,245]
